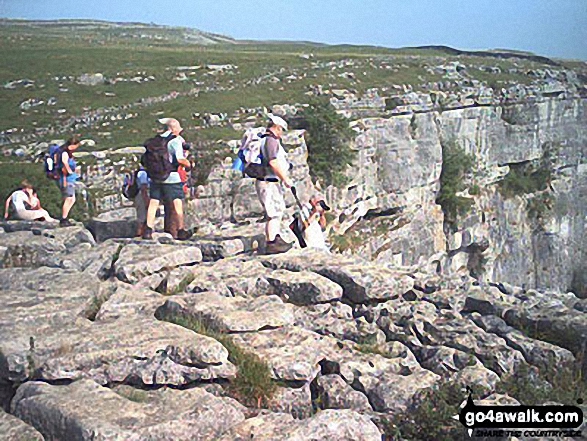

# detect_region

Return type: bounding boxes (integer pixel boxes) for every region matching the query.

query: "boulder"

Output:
[87,209,138,242]
[115,243,203,284]
[261,269,343,305]
[0,226,95,268]
[157,292,296,332]
[262,249,414,303]
[12,380,245,440]
[0,409,44,440]
[218,409,382,440]
[315,374,373,412]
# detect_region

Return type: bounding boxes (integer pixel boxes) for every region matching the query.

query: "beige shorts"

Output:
[255,180,285,219]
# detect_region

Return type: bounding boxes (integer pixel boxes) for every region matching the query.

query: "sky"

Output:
[1,0,586,60]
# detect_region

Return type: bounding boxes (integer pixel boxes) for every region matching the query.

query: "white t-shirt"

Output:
[160,130,185,184]
[301,204,327,250]
[11,190,29,212]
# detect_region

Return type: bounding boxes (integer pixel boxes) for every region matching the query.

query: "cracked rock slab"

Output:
[262,249,414,303]
[12,380,245,440]
[315,374,373,412]
[260,269,343,305]
[158,292,296,332]
[115,243,203,284]
[218,409,382,441]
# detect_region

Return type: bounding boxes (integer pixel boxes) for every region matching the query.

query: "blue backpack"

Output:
[44,144,63,180]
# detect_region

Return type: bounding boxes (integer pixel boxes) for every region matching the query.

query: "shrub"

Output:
[380,382,468,440]
[296,98,356,187]
[435,140,476,229]
[498,161,551,199]
[496,356,586,406]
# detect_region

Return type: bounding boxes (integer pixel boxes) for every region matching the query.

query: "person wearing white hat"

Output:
[143,117,192,240]
[256,113,294,254]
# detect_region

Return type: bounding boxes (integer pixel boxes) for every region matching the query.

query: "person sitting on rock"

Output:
[3,180,55,222]
[300,194,330,251]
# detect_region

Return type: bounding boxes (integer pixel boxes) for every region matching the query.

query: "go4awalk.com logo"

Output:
[456,392,584,438]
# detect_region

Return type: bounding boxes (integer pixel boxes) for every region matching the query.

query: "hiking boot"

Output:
[177,229,193,241]
[265,234,293,255]
[59,218,73,227]
[142,226,153,240]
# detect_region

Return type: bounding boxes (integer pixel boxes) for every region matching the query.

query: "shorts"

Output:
[255,180,285,219]
[149,182,185,203]
[58,182,76,198]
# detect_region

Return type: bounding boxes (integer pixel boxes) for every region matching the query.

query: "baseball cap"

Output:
[268,113,288,131]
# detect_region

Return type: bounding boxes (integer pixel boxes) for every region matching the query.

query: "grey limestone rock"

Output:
[157,291,296,332]
[114,243,203,284]
[262,269,343,305]
[315,374,373,412]
[0,409,44,441]
[12,379,245,440]
[218,409,382,441]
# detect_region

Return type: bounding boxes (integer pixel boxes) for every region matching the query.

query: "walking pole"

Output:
[290,186,308,223]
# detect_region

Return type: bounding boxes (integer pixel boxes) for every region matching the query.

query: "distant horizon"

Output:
[1,0,586,61]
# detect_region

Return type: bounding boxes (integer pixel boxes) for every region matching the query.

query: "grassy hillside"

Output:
[0,19,584,154]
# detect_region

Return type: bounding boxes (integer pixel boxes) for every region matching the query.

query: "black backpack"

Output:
[141,134,176,182]
[122,170,140,200]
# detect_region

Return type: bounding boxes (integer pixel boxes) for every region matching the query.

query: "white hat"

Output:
[268,113,288,131]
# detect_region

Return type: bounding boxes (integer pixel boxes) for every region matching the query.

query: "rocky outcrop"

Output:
[0,223,584,439]
[296,95,587,298]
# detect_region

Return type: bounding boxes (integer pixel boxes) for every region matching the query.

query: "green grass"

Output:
[1,19,575,155]
[159,312,277,407]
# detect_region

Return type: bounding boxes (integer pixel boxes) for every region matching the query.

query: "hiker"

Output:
[255,114,294,254]
[56,137,81,227]
[163,141,192,238]
[134,166,150,237]
[142,118,192,240]
[179,142,192,198]
[3,180,55,222]
[300,194,330,250]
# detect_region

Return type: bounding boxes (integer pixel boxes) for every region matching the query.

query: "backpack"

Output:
[122,170,139,200]
[44,144,63,180]
[232,128,269,178]
[141,134,176,182]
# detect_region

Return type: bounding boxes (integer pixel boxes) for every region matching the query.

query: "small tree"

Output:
[435,140,476,229]
[297,99,356,187]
